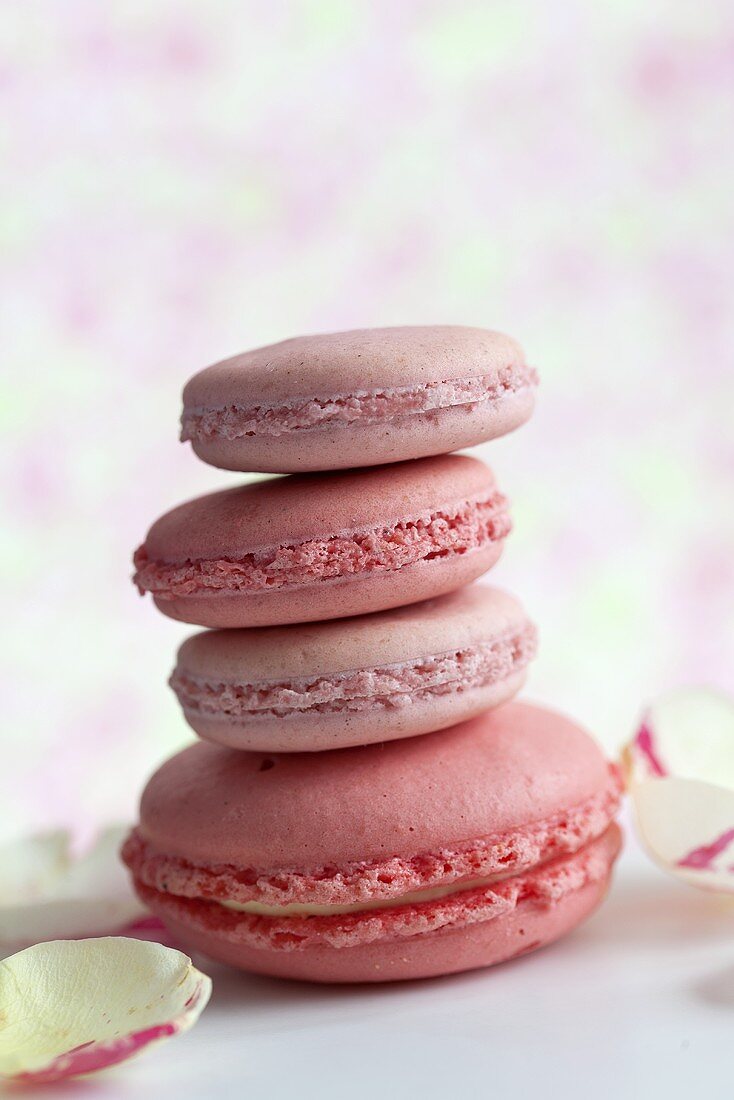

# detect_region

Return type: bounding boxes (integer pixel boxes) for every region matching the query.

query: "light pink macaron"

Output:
[123,702,623,984]
[171,585,537,752]
[180,326,538,473]
[133,454,510,628]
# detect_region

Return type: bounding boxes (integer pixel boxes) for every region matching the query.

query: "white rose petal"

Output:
[0,938,211,1084]
[625,688,734,893]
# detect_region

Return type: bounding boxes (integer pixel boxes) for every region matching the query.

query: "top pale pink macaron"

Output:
[180,325,538,473]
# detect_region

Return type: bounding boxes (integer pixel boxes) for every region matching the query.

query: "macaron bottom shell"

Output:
[189,384,536,474]
[152,540,505,629]
[184,668,529,752]
[130,826,620,984]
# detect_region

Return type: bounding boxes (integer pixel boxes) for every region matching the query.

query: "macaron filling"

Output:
[170,624,538,721]
[129,826,621,951]
[216,869,523,916]
[181,364,539,442]
[133,491,510,601]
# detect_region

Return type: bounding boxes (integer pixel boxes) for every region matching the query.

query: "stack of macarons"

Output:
[124,326,622,983]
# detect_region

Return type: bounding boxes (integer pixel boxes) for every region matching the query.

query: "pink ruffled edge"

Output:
[133,492,510,600]
[170,625,538,721]
[122,764,623,910]
[181,364,539,442]
[134,826,621,951]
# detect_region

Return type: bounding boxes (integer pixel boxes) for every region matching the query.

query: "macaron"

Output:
[171,586,538,752]
[122,702,623,984]
[133,454,510,628]
[180,326,538,473]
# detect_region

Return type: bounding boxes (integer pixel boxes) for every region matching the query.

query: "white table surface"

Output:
[20,818,734,1100]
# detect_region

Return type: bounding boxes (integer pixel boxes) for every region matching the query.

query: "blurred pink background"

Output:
[2,2,733,842]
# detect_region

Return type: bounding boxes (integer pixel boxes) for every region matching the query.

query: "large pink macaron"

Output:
[171,585,537,752]
[123,703,623,984]
[180,326,538,473]
[133,454,510,628]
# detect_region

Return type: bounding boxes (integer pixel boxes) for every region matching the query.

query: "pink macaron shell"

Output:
[180,327,537,473]
[134,455,509,628]
[175,585,529,681]
[133,704,617,875]
[152,873,609,984]
[132,827,621,984]
[171,586,537,751]
[139,455,495,560]
[184,327,527,406]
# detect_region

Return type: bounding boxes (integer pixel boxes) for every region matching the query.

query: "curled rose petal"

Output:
[625,688,734,893]
[0,938,211,1083]
[0,827,149,955]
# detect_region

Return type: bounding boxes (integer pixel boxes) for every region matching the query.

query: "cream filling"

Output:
[217,870,517,917]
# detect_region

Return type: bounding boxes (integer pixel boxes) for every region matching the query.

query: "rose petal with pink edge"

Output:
[0,826,147,955]
[625,688,734,894]
[625,688,734,786]
[632,778,734,893]
[0,938,211,1083]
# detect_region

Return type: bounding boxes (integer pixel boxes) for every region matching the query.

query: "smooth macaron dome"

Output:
[180,326,539,472]
[133,454,510,628]
[123,703,623,983]
[170,585,538,752]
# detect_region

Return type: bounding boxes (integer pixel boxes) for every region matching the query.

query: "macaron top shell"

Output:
[138,454,496,564]
[182,325,528,407]
[138,703,614,871]
[174,585,530,683]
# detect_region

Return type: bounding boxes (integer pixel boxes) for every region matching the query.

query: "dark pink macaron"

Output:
[180,326,538,473]
[123,702,623,984]
[133,454,510,628]
[171,585,537,752]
